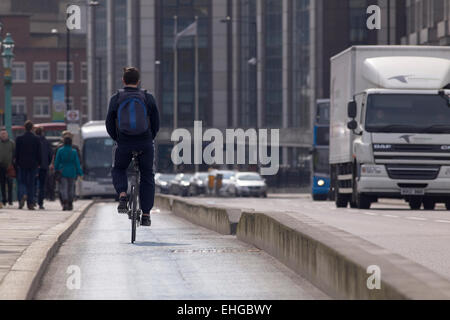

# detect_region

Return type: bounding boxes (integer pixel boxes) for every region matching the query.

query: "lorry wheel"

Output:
[423,198,436,211]
[446,202,450,210]
[357,194,371,209]
[335,187,348,208]
[409,198,422,210]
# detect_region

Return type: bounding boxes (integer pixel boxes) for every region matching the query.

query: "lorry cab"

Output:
[330,46,450,210]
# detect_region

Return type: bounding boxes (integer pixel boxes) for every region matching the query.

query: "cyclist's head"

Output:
[64,136,72,146]
[123,67,140,86]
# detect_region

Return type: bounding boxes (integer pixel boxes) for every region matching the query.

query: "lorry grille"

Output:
[386,165,440,180]
[373,144,450,164]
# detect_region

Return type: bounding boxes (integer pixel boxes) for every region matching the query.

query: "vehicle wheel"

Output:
[409,197,422,210]
[423,198,436,211]
[350,201,358,208]
[335,187,348,208]
[357,194,371,210]
[446,202,450,210]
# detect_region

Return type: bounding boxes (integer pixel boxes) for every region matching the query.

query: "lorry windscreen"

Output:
[365,94,450,134]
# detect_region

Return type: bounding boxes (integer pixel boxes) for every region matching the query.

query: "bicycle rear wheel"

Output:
[130,185,137,243]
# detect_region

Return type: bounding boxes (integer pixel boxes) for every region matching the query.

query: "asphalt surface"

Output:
[35,202,328,300]
[190,195,450,281]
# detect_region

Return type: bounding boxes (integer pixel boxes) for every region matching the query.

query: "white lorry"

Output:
[329,46,450,210]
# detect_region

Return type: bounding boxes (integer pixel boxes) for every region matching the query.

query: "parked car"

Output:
[155,173,176,194]
[232,172,267,198]
[169,173,194,197]
[188,172,209,196]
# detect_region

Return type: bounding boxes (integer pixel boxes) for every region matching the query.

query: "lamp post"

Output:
[1,31,15,137]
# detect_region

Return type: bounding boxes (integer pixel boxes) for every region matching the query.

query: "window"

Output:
[33,97,51,117]
[66,97,74,110]
[81,62,87,82]
[81,97,88,118]
[33,62,50,82]
[57,62,74,82]
[12,62,26,83]
[12,97,26,115]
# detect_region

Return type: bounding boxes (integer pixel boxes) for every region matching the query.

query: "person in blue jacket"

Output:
[54,136,83,211]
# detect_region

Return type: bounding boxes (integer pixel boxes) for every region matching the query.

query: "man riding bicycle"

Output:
[106,67,160,226]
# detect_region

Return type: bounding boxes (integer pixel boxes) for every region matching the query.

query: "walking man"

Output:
[35,127,53,210]
[0,128,15,207]
[106,67,160,227]
[15,121,41,210]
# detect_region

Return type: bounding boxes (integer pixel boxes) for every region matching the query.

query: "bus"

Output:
[311,99,331,201]
[76,121,116,198]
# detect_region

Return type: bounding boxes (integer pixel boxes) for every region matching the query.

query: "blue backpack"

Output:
[116,89,150,136]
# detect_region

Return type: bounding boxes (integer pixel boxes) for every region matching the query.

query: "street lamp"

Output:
[1,32,15,137]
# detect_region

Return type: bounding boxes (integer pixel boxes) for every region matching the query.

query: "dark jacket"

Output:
[38,135,53,169]
[105,86,160,144]
[15,131,42,169]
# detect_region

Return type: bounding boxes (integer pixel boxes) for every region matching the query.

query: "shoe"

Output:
[8,202,13,206]
[141,214,151,227]
[68,201,73,211]
[19,196,26,209]
[27,204,35,210]
[39,205,45,210]
[117,196,128,214]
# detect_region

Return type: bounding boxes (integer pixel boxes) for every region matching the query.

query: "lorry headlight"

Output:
[361,165,384,175]
[317,179,325,187]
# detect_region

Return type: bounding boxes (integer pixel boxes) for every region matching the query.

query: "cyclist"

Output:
[106,67,160,226]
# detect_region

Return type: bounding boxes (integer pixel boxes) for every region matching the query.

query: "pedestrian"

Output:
[0,128,15,207]
[54,136,83,211]
[106,67,160,227]
[35,127,53,210]
[15,121,41,210]
[50,131,81,206]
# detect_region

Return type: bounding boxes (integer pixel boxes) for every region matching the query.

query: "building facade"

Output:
[0,15,87,127]
[401,0,450,45]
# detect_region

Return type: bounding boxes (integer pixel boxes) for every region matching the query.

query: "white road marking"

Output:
[363,212,378,216]
[383,214,399,218]
[406,217,427,221]
[435,220,450,224]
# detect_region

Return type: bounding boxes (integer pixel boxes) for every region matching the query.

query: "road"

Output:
[189,195,450,281]
[35,202,328,300]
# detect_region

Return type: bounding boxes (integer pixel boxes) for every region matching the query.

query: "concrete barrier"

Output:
[155,195,237,235]
[236,210,450,300]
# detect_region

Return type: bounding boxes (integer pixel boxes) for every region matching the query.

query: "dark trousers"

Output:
[112,141,155,214]
[18,167,38,206]
[0,166,13,204]
[36,168,48,206]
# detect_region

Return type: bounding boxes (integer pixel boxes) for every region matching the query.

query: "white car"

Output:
[232,172,268,198]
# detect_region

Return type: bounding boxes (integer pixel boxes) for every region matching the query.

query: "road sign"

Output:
[66,110,80,122]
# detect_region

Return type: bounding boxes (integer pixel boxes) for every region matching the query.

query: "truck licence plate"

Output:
[401,188,425,196]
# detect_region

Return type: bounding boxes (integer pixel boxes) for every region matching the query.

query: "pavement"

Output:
[35,202,328,300]
[189,195,450,281]
[0,200,94,299]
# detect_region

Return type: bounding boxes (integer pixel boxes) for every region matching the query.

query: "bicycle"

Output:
[129,151,142,244]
